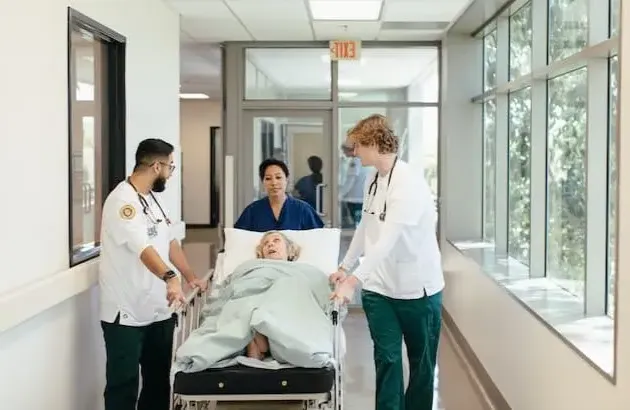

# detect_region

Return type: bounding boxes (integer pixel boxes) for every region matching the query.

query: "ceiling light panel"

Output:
[309,0,383,21]
[180,93,210,99]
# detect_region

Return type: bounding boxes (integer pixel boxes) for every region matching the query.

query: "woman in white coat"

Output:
[330,114,445,410]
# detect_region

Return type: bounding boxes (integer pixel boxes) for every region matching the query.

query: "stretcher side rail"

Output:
[170,268,214,410]
[170,271,344,410]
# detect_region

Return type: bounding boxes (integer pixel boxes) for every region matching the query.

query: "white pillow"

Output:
[222,228,341,279]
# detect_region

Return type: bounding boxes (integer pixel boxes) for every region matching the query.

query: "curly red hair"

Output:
[347,114,399,154]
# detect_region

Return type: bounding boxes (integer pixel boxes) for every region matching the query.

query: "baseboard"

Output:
[442,308,511,410]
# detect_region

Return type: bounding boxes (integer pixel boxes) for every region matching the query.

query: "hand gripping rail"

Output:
[170,284,344,410]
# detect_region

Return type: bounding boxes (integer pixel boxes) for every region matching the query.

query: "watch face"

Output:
[164,271,176,280]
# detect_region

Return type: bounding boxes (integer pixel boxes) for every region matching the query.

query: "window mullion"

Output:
[494,17,510,254]
[583,0,611,315]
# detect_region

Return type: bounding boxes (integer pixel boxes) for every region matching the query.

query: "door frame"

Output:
[240,109,339,228]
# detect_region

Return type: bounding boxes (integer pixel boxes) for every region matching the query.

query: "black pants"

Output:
[101,314,176,410]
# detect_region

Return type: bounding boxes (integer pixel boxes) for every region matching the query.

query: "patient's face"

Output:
[260,233,289,260]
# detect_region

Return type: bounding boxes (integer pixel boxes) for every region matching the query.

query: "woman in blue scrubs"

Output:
[235,158,324,232]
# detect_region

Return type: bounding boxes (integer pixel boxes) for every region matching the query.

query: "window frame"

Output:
[67,8,127,267]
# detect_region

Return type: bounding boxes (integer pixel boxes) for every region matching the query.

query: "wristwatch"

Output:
[162,270,177,282]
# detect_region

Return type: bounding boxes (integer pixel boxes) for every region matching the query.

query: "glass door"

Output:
[241,110,335,228]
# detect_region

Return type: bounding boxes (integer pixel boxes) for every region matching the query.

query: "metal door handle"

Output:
[315,183,327,217]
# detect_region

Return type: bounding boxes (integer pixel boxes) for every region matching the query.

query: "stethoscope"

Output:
[127,178,171,225]
[363,156,398,222]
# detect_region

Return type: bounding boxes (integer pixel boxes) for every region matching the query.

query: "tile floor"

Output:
[182,230,488,410]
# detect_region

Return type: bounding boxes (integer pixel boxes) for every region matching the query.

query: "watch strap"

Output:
[162,270,177,282]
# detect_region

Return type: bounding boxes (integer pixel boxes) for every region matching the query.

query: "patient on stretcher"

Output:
[174,230,338,373]
[246,231,301,360]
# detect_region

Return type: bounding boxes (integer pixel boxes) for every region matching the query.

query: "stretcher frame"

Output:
[170,260,344,410]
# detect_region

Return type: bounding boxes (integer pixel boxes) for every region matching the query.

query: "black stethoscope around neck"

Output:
[363,156,398,222]
[126,178,171,225]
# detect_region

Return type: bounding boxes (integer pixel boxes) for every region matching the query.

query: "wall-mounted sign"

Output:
[329,39,361,61]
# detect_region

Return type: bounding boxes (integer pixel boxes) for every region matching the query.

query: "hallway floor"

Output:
[182,232,488,410]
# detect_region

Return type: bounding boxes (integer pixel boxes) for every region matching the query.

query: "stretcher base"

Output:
[173,364,335,395]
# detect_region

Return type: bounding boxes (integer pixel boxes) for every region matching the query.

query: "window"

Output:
[509,3,532,80]
[245,48,331,100]
[460,0,618,377]
[508,87,532,265]
[548,0,588,62]
[483,99,497,242]
[483,30,498,91]
[68,9,126,266]
[546,68,588,298]
[337,48,439,103]
[608,55,618,317]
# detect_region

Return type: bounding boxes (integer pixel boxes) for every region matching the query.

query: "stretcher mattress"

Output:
[173,364,335,396]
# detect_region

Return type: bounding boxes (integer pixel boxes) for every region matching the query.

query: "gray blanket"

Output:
[173,259,336,374]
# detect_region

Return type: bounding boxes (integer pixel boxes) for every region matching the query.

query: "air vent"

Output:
[380,21,449,31]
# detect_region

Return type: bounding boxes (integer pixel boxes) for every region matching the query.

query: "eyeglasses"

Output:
[158,161,176,172]
[140,161,176,172]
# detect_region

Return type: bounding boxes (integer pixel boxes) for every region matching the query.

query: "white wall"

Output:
[440,33,483,240]
[0,0,180,409]
[180,99,221,225]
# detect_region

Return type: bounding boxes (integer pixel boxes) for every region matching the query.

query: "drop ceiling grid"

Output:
[171,0,470,97]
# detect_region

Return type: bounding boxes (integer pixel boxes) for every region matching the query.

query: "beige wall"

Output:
[180,99,222,225]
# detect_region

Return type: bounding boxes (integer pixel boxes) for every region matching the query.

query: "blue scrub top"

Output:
[234,195,324,232]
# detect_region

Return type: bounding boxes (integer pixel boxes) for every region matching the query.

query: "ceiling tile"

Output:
[312,21,381,41]
[169,0,234,17]
[226,0,310,22]
[383,0,466,22]
[246,24,314,41]
[182,17,252,41]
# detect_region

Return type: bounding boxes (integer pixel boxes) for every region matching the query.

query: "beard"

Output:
[152,176,167,192]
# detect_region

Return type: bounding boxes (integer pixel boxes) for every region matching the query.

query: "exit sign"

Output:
[329,40,361,61]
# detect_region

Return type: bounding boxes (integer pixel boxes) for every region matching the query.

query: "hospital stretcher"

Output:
[170,253,344,410]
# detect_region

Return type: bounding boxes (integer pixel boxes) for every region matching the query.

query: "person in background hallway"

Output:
[98,138,208,410]
[294,155,324,210]
[235,158,324,232]
[329,114,445,410]
[339,143,369,228]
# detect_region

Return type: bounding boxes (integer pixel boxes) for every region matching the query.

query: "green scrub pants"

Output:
[101,314,176,410]
[362,289,443,410]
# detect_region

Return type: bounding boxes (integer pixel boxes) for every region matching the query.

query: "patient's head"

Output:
[255,231,301,261]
